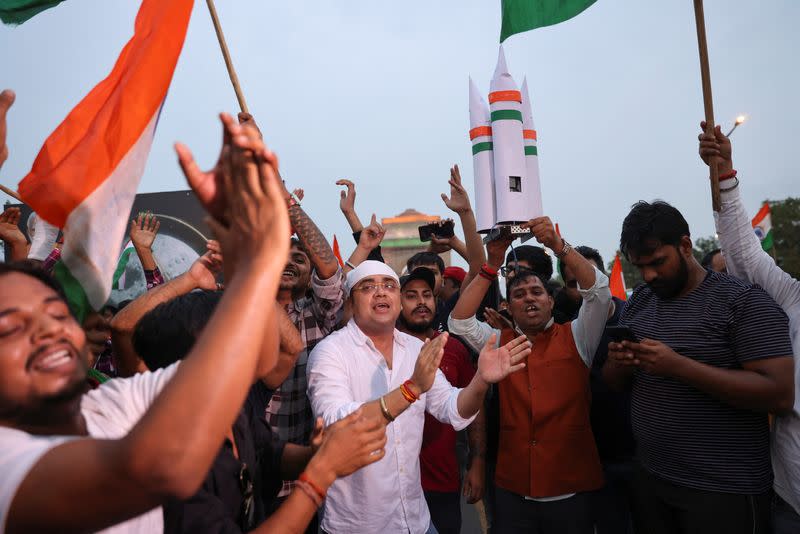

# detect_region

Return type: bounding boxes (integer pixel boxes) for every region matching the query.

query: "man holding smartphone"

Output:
[604,201,794,534]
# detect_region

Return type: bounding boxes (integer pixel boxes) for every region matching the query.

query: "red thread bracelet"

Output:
[299,472,326,501]
[481,263,498,277]
[719,169,737,180]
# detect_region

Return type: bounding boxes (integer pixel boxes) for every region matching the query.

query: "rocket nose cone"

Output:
[493,45,509,78]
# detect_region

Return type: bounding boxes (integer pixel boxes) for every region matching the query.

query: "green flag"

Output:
[0,0,65,25]
[500,0,596,42]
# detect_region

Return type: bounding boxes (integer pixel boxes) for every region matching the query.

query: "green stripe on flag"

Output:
[500,0,597,42]
[524,146,538,156]
[114,247,135,289]
[0,0,66,25]
[761,230,774,252]
[491,109,523,122]
[472,142,494,155]
[53,261,91,323]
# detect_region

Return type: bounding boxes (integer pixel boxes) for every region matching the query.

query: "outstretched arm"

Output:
[285,186,339,280]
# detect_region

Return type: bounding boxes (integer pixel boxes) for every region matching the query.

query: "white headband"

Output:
[345,260,399,296]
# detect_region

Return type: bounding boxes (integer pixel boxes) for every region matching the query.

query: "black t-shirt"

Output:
[621,271,793,494]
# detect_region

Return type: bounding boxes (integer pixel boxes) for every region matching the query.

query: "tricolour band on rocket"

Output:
[489,46,529,225]
[520,77,544,219]
[469,76,496,234]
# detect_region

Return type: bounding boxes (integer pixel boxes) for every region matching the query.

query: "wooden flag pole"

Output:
[206,0,249,114]
[0,184,22,203]
[693,0,721,211]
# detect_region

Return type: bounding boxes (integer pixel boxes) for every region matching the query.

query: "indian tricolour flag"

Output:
[500,0,597,42]
[17,0,194,312]
[751,202,774,252]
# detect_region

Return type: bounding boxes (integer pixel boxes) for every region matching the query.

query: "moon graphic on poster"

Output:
[110,214,208,306]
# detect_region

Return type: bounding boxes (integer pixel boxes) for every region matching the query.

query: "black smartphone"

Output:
[418,223,435,242]
[605,325,638,343]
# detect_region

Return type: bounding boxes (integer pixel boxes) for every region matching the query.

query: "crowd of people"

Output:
[0,85,798,534]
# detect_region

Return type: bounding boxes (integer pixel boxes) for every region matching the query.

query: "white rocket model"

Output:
[469,46,544,235]
[520,77,544,218]
[489,46,528,225]
[469,77,496,233]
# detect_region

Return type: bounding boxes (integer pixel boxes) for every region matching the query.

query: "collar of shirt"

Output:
[345,318,411,351]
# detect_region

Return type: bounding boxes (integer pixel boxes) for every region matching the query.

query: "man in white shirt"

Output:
[307,260,531,534]
[699,122,800,533]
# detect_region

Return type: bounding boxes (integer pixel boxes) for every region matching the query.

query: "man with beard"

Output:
[448,217,612,534]
[397,268,487,534]
[268,185,345,505]
[307,260,531,534]
[604,200,794,534]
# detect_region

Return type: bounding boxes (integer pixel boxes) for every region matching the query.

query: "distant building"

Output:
[381,209,451,275]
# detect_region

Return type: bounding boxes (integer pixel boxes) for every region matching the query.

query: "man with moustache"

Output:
[448,217,612,534]
[397,268,487,534]
[307,260,531,534]
[267,189,345,505]
[604,200,794,534]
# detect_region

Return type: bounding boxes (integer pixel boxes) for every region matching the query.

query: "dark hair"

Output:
[0,260,69,309]
[506,268,554,297]
[701,248,722,269]
[505,245,553,280]
[407,252,445,275]
[132,290,222,371]
[557,245,605,279]
[620,201,690,258]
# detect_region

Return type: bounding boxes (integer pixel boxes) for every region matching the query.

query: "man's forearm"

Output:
[8,239,29,262]
[466,406,487,460]
[342,209,363,233]
[280,444,314,480]
[289,205,338,279]
[134,245,157,271]
[457,375,489,419]
[459,209,486,288]
[673,356,794,414]
[451,273,493,320]
[345,245,372,273]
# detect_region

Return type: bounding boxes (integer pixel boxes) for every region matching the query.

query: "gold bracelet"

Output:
[379,395,395,422]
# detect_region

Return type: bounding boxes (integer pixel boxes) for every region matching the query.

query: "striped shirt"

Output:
[621,270,793,494]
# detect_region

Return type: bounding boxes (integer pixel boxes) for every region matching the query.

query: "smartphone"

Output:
[605,325,638,343]
[418,220,455,242]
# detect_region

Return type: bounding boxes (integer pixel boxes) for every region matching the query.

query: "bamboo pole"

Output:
[206,0,249,114]
[693,0,721,212]
[0,184,22,202]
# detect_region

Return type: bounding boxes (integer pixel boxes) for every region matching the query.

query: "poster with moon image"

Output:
[2,190,212,306]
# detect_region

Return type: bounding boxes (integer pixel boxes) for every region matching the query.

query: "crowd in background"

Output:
[0,88,798,534]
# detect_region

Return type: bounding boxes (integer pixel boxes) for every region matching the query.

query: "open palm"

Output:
[477,333,531,384]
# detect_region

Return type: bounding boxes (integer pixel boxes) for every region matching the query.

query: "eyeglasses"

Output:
[354,282,399,294]
[500,265,535,277]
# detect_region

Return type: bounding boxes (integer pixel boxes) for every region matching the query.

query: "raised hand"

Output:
[311,409,387,479]
[237,111,262,139]
[521,216,561,252]
[0,89,14,171]
[129,212,160,250]
[0,207,26,245]
[175,113,243,223]
[698,121,734,175]
[486,232,514,269]
[410,333,449,394]
[428,235,452,254]
[441,165,472,214]
[336,179,356,214]
[187,243,224,291]
[483,307,514,331]
[358,214,386,250]
[477,333,530,384]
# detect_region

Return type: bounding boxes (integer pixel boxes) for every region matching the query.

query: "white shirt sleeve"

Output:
[570,267,613,367]
[81,363,180,438]
[307,342,362,426]
[0,429,74,532]
[424,369,477,431]
[447,315,500,353]
[716,183,800,312]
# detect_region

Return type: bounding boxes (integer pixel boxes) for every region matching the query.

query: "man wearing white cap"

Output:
[307,260,531,534]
